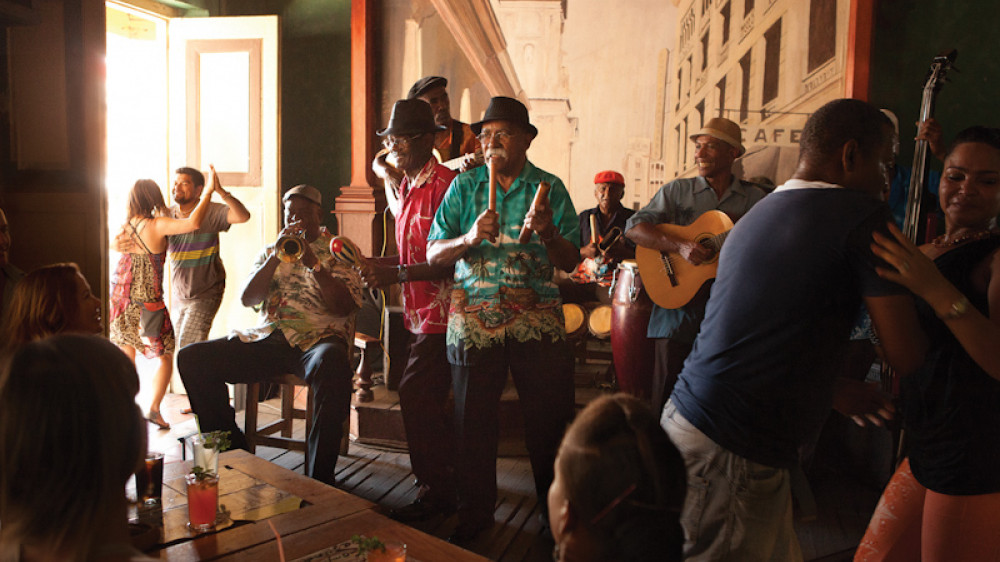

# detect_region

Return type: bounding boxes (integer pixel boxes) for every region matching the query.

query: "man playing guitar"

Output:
[625,117,767,412]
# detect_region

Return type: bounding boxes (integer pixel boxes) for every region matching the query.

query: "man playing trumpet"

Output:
[179,185,364,485]
[427,96,580,543]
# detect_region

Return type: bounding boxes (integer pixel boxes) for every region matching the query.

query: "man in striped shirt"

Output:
[166,166,250,352]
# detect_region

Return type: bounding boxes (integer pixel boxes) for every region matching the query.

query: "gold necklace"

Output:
[931,230,993,247]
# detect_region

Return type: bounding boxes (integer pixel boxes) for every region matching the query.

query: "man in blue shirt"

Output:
[662,99,927,561]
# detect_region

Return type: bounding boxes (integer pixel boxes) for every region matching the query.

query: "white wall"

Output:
[561,0,677,211]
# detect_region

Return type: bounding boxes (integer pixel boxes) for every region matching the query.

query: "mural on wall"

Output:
[377,0,849,212]
[663,0,851,196]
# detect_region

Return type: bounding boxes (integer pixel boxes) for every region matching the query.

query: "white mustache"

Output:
[486,148,508,160]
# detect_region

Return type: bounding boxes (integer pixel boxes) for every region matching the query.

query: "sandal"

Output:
[146,410,171,430]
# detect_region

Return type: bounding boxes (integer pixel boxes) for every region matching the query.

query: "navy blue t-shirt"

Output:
[670,181,905,468]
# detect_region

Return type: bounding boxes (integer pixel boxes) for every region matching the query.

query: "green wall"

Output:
[870,2,1000,171]
[216,0,352,232]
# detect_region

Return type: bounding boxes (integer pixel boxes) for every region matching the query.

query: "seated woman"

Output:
[857,126,1000,561]
[548,393,686,562]
[0,262,102,350]
[0,335,150,561]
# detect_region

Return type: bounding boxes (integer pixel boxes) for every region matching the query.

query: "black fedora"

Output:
[471,96,538,137]
[377,99,446,137]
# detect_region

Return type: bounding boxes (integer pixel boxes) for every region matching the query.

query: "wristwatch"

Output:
[942,295,971,320]
[397,264,409,284]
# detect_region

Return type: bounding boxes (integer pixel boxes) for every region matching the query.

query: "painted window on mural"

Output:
[720,2,731,45]
[808,0,836,72]
[739,51,751,123]
[763,19,781,105]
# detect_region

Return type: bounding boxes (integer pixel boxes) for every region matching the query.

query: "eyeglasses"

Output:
[476,129,513,144]
[382,134,422,150]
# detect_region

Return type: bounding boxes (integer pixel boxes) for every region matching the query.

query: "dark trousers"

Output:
[178,331,353,485]
[398,332,456,506]
[653,337,694,414]
[451,338,575,524]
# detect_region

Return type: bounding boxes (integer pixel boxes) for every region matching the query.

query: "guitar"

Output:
[635,210,734,309]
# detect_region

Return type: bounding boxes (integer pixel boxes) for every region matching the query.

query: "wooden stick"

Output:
[488,157,497,212]
[589,214,598,245]
[519,181,551,244]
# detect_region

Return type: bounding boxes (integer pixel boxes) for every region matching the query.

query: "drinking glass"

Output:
[186,472,220,532]
[134,452,164,505]
[366,542,407,562]
[189,433,220,475]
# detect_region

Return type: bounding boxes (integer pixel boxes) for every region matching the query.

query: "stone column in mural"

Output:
[494,0,576,186]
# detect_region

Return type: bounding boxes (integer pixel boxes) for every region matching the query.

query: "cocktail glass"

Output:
[186,472,220,532]
[134,452,164,505]
[189,433,220,475]
[366,542,407,562]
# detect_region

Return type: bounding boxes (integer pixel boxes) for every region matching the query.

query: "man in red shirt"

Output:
[367,98,458,520]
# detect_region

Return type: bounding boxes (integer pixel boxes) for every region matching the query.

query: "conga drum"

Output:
[563,303,587,340]
[611,260,655,403]
[587,304,612,339]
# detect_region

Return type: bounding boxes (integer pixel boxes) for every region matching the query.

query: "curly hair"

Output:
[0,263,84,349]
[554,393,686,561]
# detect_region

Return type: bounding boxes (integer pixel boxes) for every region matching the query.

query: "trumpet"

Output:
[276,234,306,263]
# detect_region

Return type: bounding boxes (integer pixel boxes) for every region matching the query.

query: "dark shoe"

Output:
[389,498,456,522]
[448,519,491,546]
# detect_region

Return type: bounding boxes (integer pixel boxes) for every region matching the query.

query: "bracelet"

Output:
[940,295,971,320]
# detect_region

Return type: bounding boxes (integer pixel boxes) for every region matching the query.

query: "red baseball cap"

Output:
[594,170,625,186]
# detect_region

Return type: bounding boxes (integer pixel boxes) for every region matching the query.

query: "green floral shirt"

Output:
[428,161,579,363]
[234,229,365,351]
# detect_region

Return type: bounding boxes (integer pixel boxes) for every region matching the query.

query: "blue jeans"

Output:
[661,400,802,562]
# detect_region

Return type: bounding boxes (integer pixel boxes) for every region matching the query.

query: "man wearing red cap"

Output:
[562,170,635,302]
[626,117,767,413]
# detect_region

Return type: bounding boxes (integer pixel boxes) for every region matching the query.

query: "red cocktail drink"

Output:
[185,472,219,531]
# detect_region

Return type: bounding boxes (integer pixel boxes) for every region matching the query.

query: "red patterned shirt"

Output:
[397,159,456,334]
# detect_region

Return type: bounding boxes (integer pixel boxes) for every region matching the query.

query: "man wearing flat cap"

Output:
[407,76,479,164]
[427,96,580,543]
[626,117,767,413]
[179,185,365,486]
[363,99,459,521]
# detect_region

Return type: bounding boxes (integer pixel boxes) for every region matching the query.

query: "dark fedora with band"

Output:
[471,96,538,137]
[377,98,445,137]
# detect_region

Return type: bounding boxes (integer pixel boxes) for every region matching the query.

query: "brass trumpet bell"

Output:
[276,235,305,263]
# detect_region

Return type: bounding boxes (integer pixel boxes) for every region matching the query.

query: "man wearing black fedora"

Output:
[407,76,478,164]
[363,98,459,522]
[427,96,580,543]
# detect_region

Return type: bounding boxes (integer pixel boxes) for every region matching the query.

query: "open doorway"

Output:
[105,1,170,410]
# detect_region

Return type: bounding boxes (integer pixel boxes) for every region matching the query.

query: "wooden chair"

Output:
[242,334,380,463]
[243,373,316,464]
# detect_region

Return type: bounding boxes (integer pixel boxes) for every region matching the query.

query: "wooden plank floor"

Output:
[144,349,886,561]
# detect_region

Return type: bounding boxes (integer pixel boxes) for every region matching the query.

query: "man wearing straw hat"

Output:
[625,117,767,414]
[427,96,580,544]
[364,98,459,522]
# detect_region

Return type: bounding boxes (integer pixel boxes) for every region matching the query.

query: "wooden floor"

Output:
[143,349,887,562]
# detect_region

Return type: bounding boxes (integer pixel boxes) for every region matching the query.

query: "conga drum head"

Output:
[563,303,586,339]
[587,304,612,339]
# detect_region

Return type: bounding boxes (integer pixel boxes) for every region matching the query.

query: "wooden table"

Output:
[140,450,485,561]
